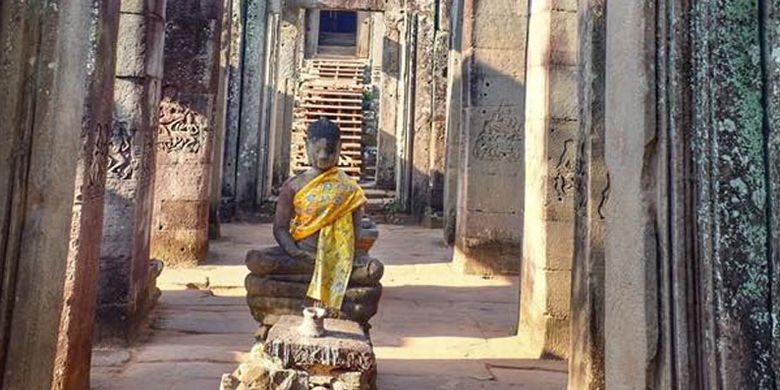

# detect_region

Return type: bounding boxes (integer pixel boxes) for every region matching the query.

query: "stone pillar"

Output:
[269,5,304,187]
[97,0,166,344]
[356,12,372,58]
[210,0,234,238]
[376,5,404,189]
[221,0,245,219]
[568,0,606,388]
[305,9,320,58]
[0,2,119,389]
[410,4,436,219]
[518,0,578,358]
[602,0,780,388]
[443,0,464,245]
[151,0,226,268]
[452,0,527,275]
[763,2,780,384]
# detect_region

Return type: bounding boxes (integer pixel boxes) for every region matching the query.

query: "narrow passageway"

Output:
[91,223,566,389]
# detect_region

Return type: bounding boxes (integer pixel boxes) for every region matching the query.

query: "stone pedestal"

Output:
[518,1,579,359]
[0,1,119,388]
[150,0,226,268]
[452,0,528,275]
[221,316,377,390]
[97,0,166,344]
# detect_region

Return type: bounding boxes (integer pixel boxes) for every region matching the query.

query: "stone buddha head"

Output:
[306,118,341,172]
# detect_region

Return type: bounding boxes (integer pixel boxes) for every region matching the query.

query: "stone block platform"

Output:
[221,315,377,390]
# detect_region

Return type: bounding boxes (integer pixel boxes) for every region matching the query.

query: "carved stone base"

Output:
[220,316,377,390]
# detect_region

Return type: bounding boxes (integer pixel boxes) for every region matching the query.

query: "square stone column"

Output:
[517,0,578,359]
[150,0,227,268]
[443,0,464,245]
[97,0,166,344]
[376,4,404,189]
[0,1,119,388]
[452,0,528,275]
[568,0,606,387]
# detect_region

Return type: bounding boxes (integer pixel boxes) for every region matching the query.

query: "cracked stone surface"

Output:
[91,223,567,389]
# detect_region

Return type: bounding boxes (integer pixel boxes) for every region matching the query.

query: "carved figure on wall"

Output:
[158,97,210,154]
[107,123,134,180]
[472,106,522,161]
[553,138,576,201]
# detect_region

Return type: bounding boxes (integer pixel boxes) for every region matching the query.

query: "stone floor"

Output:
[91,223,567,389]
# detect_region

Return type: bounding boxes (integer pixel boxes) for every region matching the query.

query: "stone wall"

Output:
[595,0,780,388]
[150,0,227,268]
[0,1,119,388]
[97,0,166,344]
[452,0,527,275]
[518,0,579,359]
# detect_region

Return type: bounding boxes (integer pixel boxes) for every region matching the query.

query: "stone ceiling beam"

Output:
[287,0,386,12]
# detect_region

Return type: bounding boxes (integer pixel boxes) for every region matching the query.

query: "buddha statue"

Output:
[245,118,384,338]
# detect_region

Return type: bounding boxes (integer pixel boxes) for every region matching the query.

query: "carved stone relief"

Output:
[553,138,575,201]
[83,122,109,202]
[107,122,134,180]
[158,98,210,154]
[472,107,522,161]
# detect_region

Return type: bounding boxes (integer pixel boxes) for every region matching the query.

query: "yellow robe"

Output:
[290,168,367,310]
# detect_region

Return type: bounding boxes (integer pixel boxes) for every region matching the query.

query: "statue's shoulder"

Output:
[287,171,316,193]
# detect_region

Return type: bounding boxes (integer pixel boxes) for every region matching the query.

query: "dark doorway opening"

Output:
[319,11,358,48]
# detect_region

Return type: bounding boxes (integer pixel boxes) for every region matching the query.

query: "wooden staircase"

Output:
[291,59,369,179]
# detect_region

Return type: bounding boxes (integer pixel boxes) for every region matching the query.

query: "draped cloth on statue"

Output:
[291,168,367,310]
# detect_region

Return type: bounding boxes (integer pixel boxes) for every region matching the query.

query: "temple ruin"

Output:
[1,0,780,389]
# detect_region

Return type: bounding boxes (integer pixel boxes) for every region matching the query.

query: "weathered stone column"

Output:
[518,0,579,358]
[443,0,464,245]
[452,0,527,275]
[376,4,404,189]
[210,0,234,238]
[236,0,271,207]
[763,2,780,384]
[150,0,226,268]
[0,1,119,389]
[602,0,780,388]
[221,0,245,219]
[269,5,304,187]
[410,3,436,219]
[96,0,166,344]
[305,9,321,58]
[356,12,372,58]
[568,0,606,387]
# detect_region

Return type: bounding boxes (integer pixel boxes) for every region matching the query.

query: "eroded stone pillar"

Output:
[150,0,226,268]
[357,12,372,58]
[443,0,464,245]
[97,0,166,344]
[452,0,527,275]
[305,9,320,58]
[518,0,579,359]
[221,0,245,219]
[568,0,606,387]
[376,5,403,189]
[0,1,119,388]
[410,4,436,219]
[269,5,304,187]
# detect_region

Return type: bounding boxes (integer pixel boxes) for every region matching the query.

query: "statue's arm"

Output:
[273,180,308,259]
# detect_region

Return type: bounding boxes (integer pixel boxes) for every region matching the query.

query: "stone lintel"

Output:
[287,0,386,12]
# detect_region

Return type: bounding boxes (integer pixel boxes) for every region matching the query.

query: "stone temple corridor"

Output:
[5,0,780,389]
[91,223,566,389]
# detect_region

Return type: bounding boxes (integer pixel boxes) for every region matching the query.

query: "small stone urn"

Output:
[299,307,327,338]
